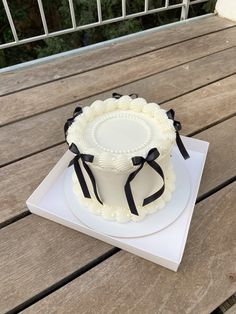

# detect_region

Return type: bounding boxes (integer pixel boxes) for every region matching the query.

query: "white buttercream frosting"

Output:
[72,165,176,223]
[67,96,176,172]
[67,95,177,222]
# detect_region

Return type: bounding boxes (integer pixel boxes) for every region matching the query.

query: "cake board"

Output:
[26,136,209,271]
[64,152,191,238]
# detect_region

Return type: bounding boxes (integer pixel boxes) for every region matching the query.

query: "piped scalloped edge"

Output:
[67,95,176,172]
[72,167,176,223]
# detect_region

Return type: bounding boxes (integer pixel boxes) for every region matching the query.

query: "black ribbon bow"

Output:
[125,148,165,216]
[68,143,103,205]
[64,106,83,141]
[166,109,190,160]
[112,92,138,99]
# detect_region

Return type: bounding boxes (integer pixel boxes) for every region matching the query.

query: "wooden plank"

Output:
[0,16,234,96]
[1,113,235,229]
[1,27,236,125]
[0,120,233,311]
[218,294,236,313]
[0,121,235,312]
[0,144,67,227]
[1,48,236,167]
[226,303,236,314]
[113,46,236,104]
[21,182,236,314]
[161,78,236,136]
[0,215,112,314]
[197,117,236,196]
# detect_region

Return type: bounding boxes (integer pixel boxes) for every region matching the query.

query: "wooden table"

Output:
[0,15,236,314]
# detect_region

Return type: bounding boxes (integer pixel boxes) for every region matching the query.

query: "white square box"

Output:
[26,136,208,271]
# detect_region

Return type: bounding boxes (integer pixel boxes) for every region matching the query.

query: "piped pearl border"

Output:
[91,111,151,154]
[67,95,176,172]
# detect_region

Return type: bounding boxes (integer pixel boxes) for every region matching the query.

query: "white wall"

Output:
[216,0,236,22]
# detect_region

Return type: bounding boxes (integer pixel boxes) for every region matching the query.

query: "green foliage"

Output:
[35,37,71,58]
[203,0,217,13]
[189,0,216,17]
[0,50,6,66]
[0,0,215,68]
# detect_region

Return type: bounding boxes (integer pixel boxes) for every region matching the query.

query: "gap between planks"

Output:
[1,73,236,226]
[7,181,236,314]
[1,162,235,232]
[2,27,236,126]
[1,16,235,97]
[0,117,235,312]
[1,115,235,229]
[5,247,120,314]
[0,141,65,169]
[0,22,235,312]
[1,46,236,169]
[212,293,236,314]
[19,182,236,314]
[1,45,236,129]
[0,111,235,171]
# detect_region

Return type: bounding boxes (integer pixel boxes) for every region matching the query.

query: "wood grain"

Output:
[1,17,235,313]
[113,46,236,104]
[197,117,236,196]
[161,76,236,136]
[0,214,112,314]
[1,48,236,167]
[0,16,234,96]
[2,27,236,125]
[0,144,67,227]
[1,115,235,228]
[22,182,236,314]
[226,303,236,314]
[218,293,236,313]
[0,117,235,313]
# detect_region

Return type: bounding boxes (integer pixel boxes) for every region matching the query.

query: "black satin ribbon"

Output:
[112,92,138,99]
[64,106,83,141]
[124,148,165,216]
[68,143,103,205]
[166,109,190,160]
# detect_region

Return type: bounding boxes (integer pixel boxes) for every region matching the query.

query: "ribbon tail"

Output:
[143,160,165,206]
[68,159,74,167]
[124,164,144,216]
[82,161,103,205]
[176,132,190,160]
[64,118,74,141]
[73,157,91,199]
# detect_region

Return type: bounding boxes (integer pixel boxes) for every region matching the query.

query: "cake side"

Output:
[72,154,176,222]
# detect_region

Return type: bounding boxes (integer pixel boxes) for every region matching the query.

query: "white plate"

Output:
[64,152,191,238]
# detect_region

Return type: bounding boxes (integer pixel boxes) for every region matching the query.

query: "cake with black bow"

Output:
[64,94,189,223]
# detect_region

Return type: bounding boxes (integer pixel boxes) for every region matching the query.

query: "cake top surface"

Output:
[67,95,176,172]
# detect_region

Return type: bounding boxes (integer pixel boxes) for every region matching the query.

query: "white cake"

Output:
[65,95,182,223]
